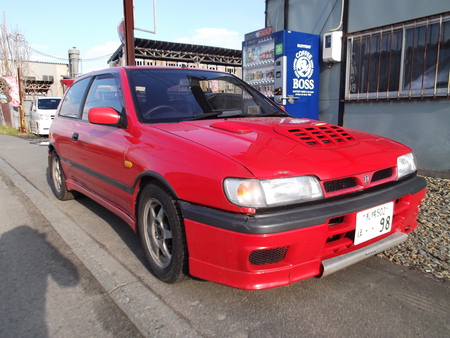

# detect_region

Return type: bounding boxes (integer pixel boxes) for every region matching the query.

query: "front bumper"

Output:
[180,175,426,290]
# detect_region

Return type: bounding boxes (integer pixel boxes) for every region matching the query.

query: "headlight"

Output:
[397,152,417,179]
[224,176,323,208]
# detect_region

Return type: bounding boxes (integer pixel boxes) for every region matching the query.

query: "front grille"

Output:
[249,247,288,265]
[372,167,393,182]
[322,167,395,196]
[324,177,358,193]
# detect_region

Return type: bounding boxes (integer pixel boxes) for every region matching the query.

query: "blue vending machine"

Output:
[272,30,320,119]
[242,29,320,119]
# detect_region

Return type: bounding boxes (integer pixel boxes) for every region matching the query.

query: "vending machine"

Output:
[242,27,275,99]
[243,28,320,119]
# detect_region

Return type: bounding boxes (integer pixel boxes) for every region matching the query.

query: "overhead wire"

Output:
[30,46,115,63]
[7,32,116,63]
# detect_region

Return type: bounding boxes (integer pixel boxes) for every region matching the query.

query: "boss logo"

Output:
[363,174,370,186]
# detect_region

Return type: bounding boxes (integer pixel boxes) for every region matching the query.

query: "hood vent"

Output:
[277,125,359,148]
[210,121,253,134]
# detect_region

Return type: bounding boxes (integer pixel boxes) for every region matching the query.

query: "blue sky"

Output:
[2,0,265,73]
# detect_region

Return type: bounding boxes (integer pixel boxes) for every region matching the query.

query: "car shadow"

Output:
[0,225,79,336]
[45,167,148,266]
[75,196,149,265]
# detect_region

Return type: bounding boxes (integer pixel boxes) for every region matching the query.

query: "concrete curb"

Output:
[0,157,200,337]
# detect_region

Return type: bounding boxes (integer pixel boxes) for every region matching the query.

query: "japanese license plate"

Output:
[354,202,394,245]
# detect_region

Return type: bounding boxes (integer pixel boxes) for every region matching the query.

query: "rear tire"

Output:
[49,151,75,200]
[138,183,188,283]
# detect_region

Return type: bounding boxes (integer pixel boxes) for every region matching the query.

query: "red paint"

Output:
[49,67,426,289]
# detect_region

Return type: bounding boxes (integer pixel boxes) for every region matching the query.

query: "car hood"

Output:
[153,117,409,180]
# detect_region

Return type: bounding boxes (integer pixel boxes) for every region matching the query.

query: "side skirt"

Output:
[66,180,138,232]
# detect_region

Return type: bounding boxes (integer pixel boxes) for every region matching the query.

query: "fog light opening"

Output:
[249,246,288,265]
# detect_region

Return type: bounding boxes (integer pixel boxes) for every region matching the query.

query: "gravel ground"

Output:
[378,176,450,280]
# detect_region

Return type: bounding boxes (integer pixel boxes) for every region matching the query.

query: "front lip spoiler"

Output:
[321,232,408,277]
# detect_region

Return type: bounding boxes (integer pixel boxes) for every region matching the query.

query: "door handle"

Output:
[72,132,79,141]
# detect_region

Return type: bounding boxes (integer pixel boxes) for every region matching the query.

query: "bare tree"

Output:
[0,16,30,78]
[0,13,31,128]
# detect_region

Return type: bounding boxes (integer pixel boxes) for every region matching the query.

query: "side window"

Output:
[82,74,122,121]
[59,77,91,118]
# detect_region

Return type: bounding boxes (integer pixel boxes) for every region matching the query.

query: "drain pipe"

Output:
[284,0,289,30]
[337,0,348,126]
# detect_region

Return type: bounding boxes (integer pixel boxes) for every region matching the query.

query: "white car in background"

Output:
[29,97,61,135]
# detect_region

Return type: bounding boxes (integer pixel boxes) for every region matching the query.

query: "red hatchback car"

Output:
[48,67,426,290]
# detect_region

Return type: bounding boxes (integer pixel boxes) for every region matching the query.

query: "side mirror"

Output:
[88,107,121,126]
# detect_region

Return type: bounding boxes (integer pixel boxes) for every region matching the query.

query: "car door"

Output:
[69,73,134,215]
[52,76,92,181]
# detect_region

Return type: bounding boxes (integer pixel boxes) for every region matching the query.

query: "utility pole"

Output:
[17,67,25,133]
[123,0,135,66]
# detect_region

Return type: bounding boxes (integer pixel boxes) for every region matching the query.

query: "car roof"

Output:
[83,66,226,76]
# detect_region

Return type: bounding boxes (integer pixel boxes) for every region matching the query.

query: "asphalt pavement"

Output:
[0,134,449,337]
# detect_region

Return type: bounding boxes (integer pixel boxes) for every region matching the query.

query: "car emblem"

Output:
[363,174,370,186]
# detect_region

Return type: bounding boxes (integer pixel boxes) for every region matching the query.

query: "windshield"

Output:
[37,98,61,110]
[128,68,288,123]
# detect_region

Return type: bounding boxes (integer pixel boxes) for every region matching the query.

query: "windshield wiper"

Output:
[185,110,288,121]
[187,111,243,121]
[264,110,290,117]
[186,112,223,121]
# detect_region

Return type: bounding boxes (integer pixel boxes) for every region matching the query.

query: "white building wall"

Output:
[27,61,69,97]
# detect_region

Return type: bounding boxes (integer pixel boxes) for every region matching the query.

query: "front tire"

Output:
[138,183,188,283]
[49,151,75,200]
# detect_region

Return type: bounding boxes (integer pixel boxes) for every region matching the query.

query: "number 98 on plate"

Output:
[354,201,394,245]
